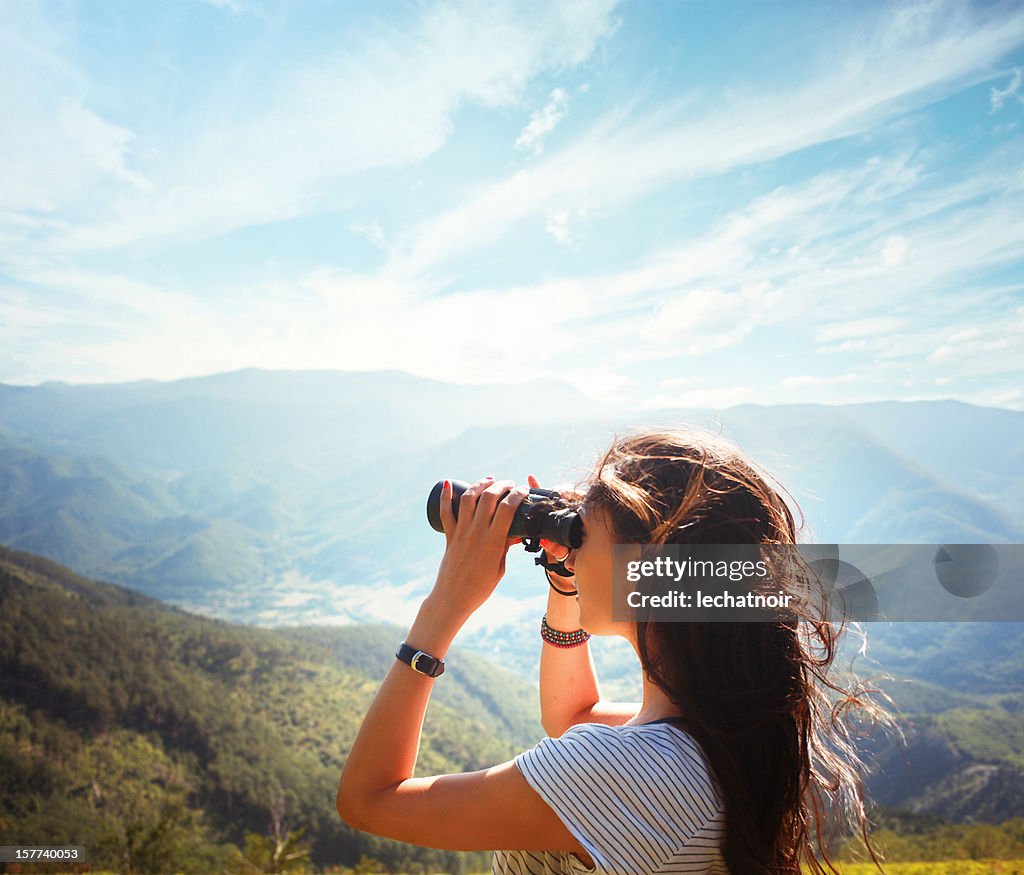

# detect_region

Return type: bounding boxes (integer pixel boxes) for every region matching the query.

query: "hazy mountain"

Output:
[0,368,1021,641]
[0,369,609,476]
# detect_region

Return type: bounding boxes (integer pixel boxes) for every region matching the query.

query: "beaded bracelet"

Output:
[540,613,591,648]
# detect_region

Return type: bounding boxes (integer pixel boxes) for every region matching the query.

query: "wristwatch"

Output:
[395,641,446,678]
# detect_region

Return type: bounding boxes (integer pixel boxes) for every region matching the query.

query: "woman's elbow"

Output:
[541,717,564,738]
[336,779,370,831]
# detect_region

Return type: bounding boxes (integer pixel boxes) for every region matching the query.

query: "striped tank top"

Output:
[492,718,728,874]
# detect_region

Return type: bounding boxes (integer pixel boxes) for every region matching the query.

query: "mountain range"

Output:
[2,369,1021,628]
[1,368,1022,833]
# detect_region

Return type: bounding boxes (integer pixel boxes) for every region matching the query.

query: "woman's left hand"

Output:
[432,476,529,622]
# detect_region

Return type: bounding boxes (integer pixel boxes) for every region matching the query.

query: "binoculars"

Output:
[426,479,583,550]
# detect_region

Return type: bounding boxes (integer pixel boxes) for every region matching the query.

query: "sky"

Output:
[2,0,1023,411]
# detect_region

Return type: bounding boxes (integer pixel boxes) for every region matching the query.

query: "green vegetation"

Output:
[837,810,1024,865]
[808,864,1024,874]
[0,546,540,873]
[3,544,1024,873]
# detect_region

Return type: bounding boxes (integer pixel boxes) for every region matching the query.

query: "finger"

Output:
[527,474,540,488]
[438,479,456,540]
[491,484,528,539]
[457,476,493,533]
[474,479,515,529]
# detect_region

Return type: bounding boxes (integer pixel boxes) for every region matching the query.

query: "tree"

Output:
[225,789,312,874]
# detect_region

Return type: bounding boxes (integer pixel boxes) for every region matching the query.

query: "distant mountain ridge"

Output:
[0,368,610,474]
[1,370,1020,627]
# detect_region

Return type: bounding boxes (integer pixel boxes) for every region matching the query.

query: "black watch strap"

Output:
[396,642,446,678]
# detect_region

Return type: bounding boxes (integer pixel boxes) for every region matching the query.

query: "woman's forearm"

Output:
[539,586,602,737]
[339,477,530,828]
[337,595,465,812]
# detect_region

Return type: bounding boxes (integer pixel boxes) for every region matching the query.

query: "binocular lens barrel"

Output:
[426,479,583,549]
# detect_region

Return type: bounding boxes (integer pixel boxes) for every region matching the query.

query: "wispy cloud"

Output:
[11,139,1020,399]
[781,373,861,391]
[56,100,152,191]
[349,220,389,253]
[882,235,911,266]
[6,1,621,254]
[640,386,761,410]
[393,1,1024,277]
[199,0,253,12]
[927,307,1024,366]
[3,0,1022,413]
[815,318,908,343]
[515,87,569,155]
[990,67,1023,112]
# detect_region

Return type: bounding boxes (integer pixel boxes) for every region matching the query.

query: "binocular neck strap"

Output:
[533,551,572,578]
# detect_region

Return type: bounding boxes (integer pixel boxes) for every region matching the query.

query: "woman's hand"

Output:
[432,476,529,622]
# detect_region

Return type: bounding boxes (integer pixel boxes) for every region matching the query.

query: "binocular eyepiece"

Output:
[426,479,583,550]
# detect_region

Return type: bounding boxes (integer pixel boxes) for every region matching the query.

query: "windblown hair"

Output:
[579,427,893,874]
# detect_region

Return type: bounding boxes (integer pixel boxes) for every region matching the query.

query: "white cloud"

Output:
[990,67,1023,112]
[640,281,783,357]
[57,100,152,191]
[0,10,98,214]
[781,373,860,391]
[515,87,569,155]
[545,209,573,245]
[815,317,906,343]
[5,132,1022,403]
[927,317,1023,364]
[200,0,252,12]
[349,219,388,252]
[544,205,590,247]
[17,0,622,254]
[659,375,701,389]
[640,386,761,410]
[393,1,1024,277]
[978,386,1024,409]
[882,234,910,265]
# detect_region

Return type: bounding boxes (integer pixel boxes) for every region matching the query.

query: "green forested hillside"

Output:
[0,547,542,873]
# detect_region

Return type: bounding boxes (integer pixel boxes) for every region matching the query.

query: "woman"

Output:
[337,427,888,874]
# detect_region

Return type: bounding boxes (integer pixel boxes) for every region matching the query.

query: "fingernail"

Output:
[443,479,449,490]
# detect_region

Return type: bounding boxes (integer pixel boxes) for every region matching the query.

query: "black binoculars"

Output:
[426,479,583,550]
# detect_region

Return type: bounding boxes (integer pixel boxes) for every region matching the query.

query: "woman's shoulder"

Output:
[565,718,709,756]
[531,721,724,812]
[513,721,727,869]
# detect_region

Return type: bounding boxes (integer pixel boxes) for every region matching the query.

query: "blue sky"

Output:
[2,0,1023,410]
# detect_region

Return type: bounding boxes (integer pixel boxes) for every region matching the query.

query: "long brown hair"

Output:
[578,426,893,874]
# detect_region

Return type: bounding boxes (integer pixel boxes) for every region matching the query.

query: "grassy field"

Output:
[802,864,1024,874]
[18,864,1024,874]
